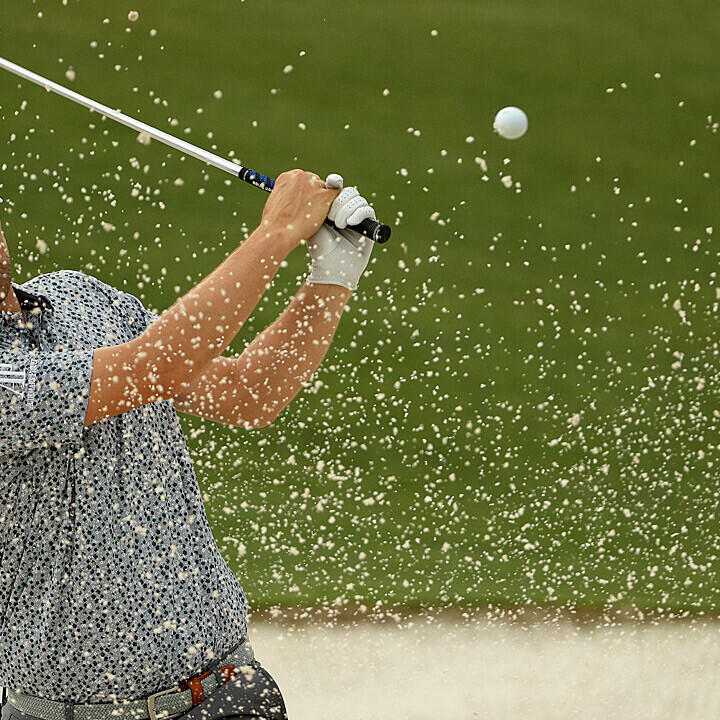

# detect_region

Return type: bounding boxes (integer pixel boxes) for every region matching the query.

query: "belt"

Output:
[4,639,255,720]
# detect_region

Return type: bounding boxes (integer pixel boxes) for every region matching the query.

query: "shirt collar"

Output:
[13,283,53,312]
[0,282,53,329]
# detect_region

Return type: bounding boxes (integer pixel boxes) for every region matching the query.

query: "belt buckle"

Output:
[146,685,182,720]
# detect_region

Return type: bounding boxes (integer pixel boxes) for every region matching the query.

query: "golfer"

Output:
[0,170,376,720]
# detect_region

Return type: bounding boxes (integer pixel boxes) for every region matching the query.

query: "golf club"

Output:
[0,56,392,243]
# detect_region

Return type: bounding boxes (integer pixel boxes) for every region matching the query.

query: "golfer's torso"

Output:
[0,271,248,704]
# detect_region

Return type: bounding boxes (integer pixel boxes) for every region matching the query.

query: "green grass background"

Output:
[1,0,719,613]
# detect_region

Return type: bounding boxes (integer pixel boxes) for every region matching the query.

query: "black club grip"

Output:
[326,216,392,243]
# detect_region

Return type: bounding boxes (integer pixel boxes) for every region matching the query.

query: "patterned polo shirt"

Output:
[0,270,248,703]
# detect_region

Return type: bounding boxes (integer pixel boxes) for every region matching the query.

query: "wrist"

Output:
[303,281,354,301]
[247,222,299,258]
[307,261,361,293]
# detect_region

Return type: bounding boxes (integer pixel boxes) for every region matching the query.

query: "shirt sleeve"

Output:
[0,348,94,456]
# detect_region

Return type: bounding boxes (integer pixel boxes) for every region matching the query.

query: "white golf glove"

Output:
[305,174,375,292]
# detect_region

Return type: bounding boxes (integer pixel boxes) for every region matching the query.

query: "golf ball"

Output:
[493,106,528,139]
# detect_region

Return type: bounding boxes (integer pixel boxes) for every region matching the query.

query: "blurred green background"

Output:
[1,0,718,614]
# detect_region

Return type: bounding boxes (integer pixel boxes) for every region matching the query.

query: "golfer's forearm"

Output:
[235,283,352,423]
[132,224,295,398]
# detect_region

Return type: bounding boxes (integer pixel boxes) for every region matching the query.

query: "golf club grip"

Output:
[331,216,392,244]
[238,167,392,244]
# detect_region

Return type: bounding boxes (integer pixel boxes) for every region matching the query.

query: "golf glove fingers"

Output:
[328,187,377,229]
[306,196,375,292]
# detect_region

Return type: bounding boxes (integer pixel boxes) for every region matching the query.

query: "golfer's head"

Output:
[0,219,12,304]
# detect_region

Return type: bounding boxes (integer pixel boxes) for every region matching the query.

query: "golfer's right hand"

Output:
[260,169,340,247]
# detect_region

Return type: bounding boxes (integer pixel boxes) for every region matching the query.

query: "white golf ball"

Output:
[493,106,528,139]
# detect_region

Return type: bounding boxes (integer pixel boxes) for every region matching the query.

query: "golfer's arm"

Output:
[173,283,352,428]
[86,223,295,425]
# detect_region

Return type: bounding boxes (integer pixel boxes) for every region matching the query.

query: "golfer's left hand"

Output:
[305,175,375,292]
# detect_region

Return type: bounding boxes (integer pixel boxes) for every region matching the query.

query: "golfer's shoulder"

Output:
[30,270,124,309]
[28,269,114,295]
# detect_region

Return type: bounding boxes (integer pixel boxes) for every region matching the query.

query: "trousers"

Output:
[0,658,288,720]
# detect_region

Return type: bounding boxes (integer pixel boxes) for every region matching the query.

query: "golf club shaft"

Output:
[0,56,391,243]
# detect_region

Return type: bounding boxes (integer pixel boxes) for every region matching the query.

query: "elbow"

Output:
[251,408,281,429]
[236,414,275,430]
[235,404,280,430]
[233,390,286,429]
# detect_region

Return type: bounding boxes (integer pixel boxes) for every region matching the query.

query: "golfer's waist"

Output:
[3,638,255,720]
